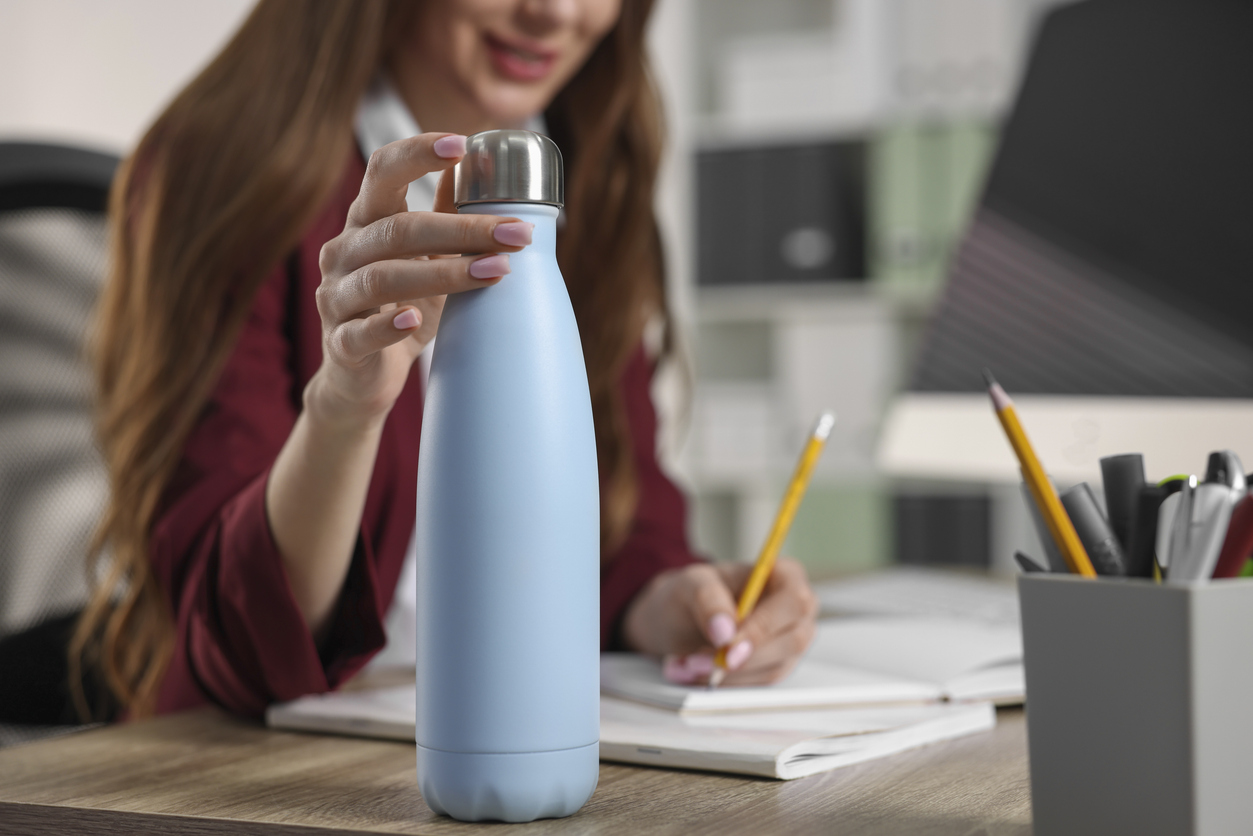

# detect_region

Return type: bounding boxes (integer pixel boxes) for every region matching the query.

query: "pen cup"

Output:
[1019,575,1253,836]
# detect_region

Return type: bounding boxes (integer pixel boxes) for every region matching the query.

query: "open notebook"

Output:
[266,683,995,781]
[599,697,994,780]
[600,616,1023,712]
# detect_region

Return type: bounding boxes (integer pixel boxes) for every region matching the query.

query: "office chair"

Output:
[0,141,119,743]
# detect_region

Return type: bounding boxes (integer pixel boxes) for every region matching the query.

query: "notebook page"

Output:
[266,684,414,741]
[809,617,1022,697]
[599,652,940,713]
[773,703,996,780]
[600,696,996,780]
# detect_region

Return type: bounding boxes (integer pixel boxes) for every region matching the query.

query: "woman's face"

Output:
[394,0,623,133]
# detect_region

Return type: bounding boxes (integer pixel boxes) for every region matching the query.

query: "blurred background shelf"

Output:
[659,0,1074,577]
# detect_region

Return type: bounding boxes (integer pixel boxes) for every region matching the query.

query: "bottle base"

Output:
[416,742,599,822]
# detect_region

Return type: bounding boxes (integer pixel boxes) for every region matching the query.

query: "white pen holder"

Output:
[1019,575,1253,836]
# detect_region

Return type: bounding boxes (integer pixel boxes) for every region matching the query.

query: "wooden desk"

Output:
[0,706,1032,836]
[0,707,1031,835]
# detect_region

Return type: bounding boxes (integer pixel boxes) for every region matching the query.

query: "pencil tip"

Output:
[983,368,1012,410]
[707,668,726,691]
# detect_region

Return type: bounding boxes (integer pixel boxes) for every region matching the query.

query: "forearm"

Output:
[266,377,387,643]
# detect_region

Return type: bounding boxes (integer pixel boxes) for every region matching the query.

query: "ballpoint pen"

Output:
[1167,452,1246,583]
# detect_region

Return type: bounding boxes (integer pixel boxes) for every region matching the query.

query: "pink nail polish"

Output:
[684,654,714,675]
[393,308,420,330]
[663,656,696,684]
[469,254,510,279]
[709,614,736,647]
[492,222,533,248]
[433,134,467,158]
[726,640,753,671]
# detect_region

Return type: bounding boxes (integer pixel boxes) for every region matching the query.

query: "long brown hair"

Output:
[72,0,668,719]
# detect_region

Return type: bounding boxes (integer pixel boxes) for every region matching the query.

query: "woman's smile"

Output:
[484,32,559,82]
[392,0,621,135]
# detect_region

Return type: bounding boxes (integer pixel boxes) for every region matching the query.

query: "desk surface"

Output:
[0,707,1031,835]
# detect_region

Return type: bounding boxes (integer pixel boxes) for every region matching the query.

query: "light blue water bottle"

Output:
[414,130,600,822]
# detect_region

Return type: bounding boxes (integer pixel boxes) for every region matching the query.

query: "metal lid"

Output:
[454,129,564,208]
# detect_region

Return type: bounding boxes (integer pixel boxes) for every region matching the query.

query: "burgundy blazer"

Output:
[148,152,700,717]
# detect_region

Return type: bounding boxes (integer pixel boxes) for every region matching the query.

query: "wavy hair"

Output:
[73,0,668,719]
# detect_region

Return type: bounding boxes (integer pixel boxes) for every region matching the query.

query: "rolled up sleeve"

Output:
[150,260,385,717]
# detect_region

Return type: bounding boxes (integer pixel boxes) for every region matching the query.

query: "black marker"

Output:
[1060,482,1127,576]
[1125,484,1168,578]
[1100,454,1145,555]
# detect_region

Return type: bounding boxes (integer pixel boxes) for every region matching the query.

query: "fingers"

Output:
[721,559,819,685]
[317,254,511,323]
[623,560,819,687]
[348,133,467,228]
[683,563,743,649]
[326,305,427,369]
[325,211,534,276]
[662,653,715,684]
[736,559,816,650]
[659,563,742,685]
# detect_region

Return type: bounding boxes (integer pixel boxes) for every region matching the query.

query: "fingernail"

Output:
[393,308,420,330]
[493,221,533,247]
[469,254,510,279]
[433,134,466,158]
[726,640,753,671]
[663,656,697,684]
[708,614,736,647]
[684,654,714,676]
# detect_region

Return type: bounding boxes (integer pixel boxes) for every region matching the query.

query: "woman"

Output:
[73,0,818,720]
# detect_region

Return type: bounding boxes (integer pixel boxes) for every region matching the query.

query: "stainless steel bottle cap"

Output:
[454,129,564,209]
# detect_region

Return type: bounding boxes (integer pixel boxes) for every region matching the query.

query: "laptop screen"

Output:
[911,0,1253,397]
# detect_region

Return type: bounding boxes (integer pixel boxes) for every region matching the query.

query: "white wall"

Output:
[0,0,255,153]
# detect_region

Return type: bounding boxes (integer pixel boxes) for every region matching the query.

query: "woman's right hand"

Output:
[308,132,534,428]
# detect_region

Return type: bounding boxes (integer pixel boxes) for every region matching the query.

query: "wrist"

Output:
[302,366,392,437]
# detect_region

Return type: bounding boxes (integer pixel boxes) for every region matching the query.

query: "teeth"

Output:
[508,46,542,63]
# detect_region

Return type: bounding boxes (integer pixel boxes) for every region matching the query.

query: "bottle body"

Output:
[414,203,600,822]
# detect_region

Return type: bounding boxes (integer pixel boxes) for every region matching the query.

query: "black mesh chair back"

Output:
[0,141,119,739]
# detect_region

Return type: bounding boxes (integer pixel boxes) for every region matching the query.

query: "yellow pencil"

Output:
[708,410,836,689]
[983,370,1097,578]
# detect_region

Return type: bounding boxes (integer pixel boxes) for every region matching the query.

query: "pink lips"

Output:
[485,33,558,82]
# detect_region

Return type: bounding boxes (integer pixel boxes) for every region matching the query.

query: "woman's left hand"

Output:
[619,558,819,686]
